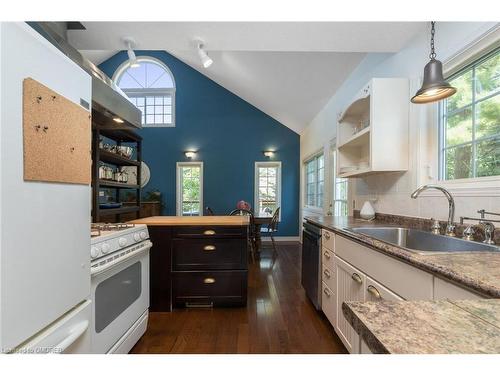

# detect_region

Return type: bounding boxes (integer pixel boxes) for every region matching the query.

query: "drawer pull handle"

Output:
[323,288,331,297]
[203,245,216,251]
[323,269,331,278]
[203,277,216,284]
[367,285,382,299]
[351,273,363,284]
[204,230,216,235]
[324,232,331,240]
[323,251,331,259]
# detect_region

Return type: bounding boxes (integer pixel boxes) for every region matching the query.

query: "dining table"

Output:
[253,215,273,253]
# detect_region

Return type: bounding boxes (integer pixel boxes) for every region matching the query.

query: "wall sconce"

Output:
[185,151,197,159]
[263,151,275,158]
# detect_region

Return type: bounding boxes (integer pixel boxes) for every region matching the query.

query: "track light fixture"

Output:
[196,41,213,68]
[123,37,140,68]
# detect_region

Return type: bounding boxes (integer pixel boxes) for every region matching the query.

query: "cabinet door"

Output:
[364,276,403,302]
[335,256,365,353]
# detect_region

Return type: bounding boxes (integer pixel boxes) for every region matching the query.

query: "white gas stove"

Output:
[89,223,151,353]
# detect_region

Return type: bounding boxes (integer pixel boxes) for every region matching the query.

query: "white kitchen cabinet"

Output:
[335,256,365,353]
[336,78,409,178]
[321,282,336,328]
[336,235,433,300]
[322,229,335,251]
[322,264,336,291]
[433,277,484,300]
[360,339,373,354]
[364,276,403,302]
[322,247,334,270]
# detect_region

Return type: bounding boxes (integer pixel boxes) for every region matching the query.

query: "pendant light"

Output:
[411,22,456,104]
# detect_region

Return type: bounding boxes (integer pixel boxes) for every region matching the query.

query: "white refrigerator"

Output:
[0,22,92,353]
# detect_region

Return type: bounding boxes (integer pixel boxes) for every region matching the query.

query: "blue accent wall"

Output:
[99,51,300,236]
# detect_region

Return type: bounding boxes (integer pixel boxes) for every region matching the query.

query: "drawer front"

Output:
[336,235,433,300]
[172,238,247,271]
[172,270,247,307]
[322,247,334,270]
[321,264,336,291]
[433,277,484,300]
[173,226,247,239]
[321,282,336,327]
[365,275,403,302]
[322,229,335,251]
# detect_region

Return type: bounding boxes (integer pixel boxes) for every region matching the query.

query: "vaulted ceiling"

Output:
[69,22,425,134]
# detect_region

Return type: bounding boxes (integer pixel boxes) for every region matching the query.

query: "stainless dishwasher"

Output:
[301,221,322,310]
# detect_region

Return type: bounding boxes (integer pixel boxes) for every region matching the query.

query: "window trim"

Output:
[419,25,500,197]
[176,161,204,216]
[254,161,282,220]
[330,148,349,216]
[303,151,325,211]
[438,46,500,181]
[113,56,176,128]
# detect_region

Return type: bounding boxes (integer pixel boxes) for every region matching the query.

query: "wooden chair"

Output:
[229,209,257,262]
[205,206,215,216]
[261,207,280,257]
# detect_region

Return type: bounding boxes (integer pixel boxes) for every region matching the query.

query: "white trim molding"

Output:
[418,25,500,198]
[418,176,500,197]
[176,161,204,216]
[254,161,282,220]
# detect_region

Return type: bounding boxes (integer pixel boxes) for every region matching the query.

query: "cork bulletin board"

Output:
[23,78,91,185]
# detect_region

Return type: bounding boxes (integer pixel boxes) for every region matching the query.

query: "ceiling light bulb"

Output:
[185,151,196,158]
[113,117,124,123]
[263,151,275,158]
[197,43,213,68]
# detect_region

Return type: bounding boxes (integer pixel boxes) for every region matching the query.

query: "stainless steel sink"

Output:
[345,227,499,254]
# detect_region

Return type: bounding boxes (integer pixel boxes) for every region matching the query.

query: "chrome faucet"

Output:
[411,184,456,237]
[479,221,496,245]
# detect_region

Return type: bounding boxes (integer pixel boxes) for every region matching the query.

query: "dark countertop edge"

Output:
[304,216,499,299]
[341,302,389,354]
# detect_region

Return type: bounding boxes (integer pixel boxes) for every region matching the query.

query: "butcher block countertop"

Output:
[128,215,250,226]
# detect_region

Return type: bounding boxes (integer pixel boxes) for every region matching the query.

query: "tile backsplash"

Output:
[353,172,500,222]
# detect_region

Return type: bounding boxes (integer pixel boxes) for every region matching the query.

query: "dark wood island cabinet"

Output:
[128,216,250,311]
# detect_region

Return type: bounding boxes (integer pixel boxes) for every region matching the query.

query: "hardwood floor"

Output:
[131,242,347,354]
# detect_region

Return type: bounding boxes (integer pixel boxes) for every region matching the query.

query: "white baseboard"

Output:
[261,236,300,242]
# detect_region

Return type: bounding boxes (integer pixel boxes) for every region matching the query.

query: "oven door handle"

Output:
[48,320,89,354]
[91,240,152,276]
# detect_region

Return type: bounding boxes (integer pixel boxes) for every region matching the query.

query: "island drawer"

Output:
[172,238,247,270]
[172,270,248,307]
[173,226,248,238]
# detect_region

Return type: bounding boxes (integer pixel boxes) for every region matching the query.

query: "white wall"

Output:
[301,22,500,222]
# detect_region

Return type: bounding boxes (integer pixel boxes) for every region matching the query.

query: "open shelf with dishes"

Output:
[92,119,143,223]
[337,78,409,178]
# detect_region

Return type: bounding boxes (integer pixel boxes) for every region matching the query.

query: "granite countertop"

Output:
[304,215,500,298]
[343,299,500,354]
[128,215,249,226]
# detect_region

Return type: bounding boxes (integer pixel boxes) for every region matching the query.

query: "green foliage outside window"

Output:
[442,48,500,180]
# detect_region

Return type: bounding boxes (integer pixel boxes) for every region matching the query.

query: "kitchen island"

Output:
[129,216,250,311]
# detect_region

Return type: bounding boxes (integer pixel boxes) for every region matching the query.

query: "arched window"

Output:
[113,57,176,127]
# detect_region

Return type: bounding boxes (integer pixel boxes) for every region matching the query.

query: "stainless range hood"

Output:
[30,22,142,129]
